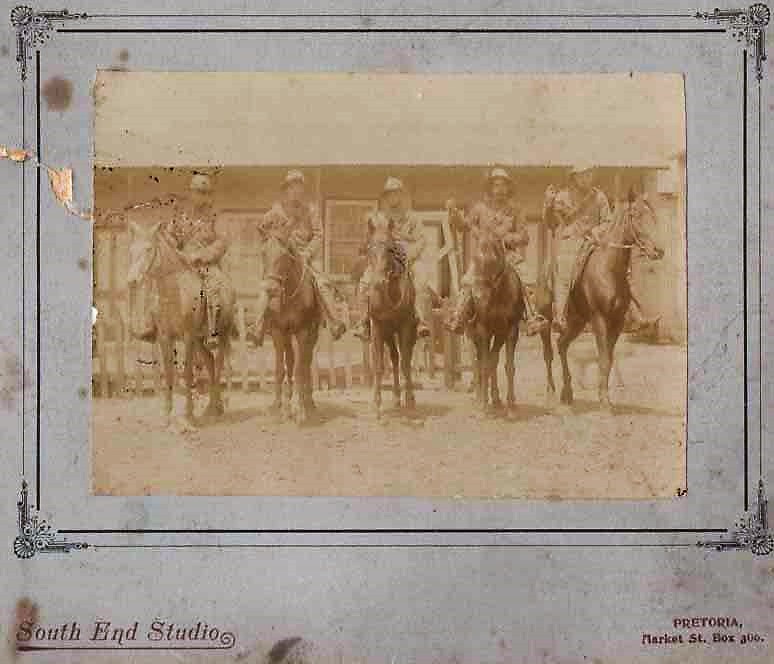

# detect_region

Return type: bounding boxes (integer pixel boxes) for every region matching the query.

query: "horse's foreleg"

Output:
[283,337,295,420]
[590,314,613,411]
[489,335,506,410]
[195,338,223,418]
[388,336,400,409]
[399,325,416,409]
[304,325,319,412]
[473,336,488,410]
[557,314,585,406]
[505,331,517,409]
[372,328,384,418]
[271,333,284,415]
[592,311,625,412]
[540,327,557,406]
[159,338,175,422]
[293,329,312,424]
[182,335,197,426]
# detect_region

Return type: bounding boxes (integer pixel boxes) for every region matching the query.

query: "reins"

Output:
[264,235,307,304]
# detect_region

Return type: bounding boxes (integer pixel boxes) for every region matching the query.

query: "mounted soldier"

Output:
[445,167,549,336]
[247,169,346,347]
[543,163,612,335]
[351,176,432,342]
[132,172,231,349]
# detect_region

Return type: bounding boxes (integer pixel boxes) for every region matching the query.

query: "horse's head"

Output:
[470,230,507,309]
[260,230,302,305]
[472,230,506,282]
[368,228,407,288]
[611,189,664,261]
[127,221,162,285]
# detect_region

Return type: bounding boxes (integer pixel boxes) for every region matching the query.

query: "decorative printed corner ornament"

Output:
[13,480,88,558]
[10,6,88,82]
[698,479,774,555]
[697,4,771,80]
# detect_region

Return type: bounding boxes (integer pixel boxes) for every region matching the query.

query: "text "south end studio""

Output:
[16,620,235,647]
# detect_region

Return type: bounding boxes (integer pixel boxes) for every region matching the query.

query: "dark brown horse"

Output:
[260,230,321,424]
[465,231,526,412]
[549,192,664,411]
[365,231,418,418]
[127,221,235,430]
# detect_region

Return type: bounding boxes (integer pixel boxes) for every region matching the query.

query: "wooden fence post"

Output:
[115,314,126,397]
[237,303,249,391]
[440,299,457,389]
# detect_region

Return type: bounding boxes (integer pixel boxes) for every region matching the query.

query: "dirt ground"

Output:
[91,334,686,499]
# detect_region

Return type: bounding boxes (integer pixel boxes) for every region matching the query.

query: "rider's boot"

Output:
[315,277,346,341]
[445,288,473,334]
[522,291,549,336]
[351,281,371,341]
[415,288,432,338]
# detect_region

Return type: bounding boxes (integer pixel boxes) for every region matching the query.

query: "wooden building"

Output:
[94,158,686,346]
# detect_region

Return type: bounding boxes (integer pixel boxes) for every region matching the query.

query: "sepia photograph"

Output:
[90,71,687,498]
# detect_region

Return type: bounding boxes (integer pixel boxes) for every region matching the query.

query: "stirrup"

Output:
[329,320,346,341]
[416,320,431,338]
[525,315,549,336]
[353,320,371,341]
[246,322,265,347]
[444,311,467,334]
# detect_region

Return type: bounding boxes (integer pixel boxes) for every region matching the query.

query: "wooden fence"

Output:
[91,301,463,398]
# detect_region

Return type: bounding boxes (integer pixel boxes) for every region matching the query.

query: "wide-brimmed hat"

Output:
[485,167,514,193]
[281,169,305,189]
[382,176,404,194]
[381,176,405,196]
[568,162,596,177]
[189,173,213,193]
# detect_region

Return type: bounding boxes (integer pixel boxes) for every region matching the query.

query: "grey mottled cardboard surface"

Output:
[1,1,772,662]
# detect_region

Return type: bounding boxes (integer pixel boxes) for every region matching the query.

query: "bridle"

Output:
[263,233,307,304]
[472,235,508,293]
[593,199,659,256]
[369,238,407,311]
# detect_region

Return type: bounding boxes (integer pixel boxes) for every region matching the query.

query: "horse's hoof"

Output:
[403,394,416,410]
[170,415,197,434]
[545,390,558,409]
[599,401,615,415]
[554,403,573,416]
[268,401,282,415]
[203,402,224,417]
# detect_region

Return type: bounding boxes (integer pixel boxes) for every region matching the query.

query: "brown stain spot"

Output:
[0,343,22,411]
[267,637,303,663]
[118,48,130,62]
[0,45,9,57]
[77,258,89,270]
[11,598,39,660]
[41,76,73,111]
[78,387,88,399]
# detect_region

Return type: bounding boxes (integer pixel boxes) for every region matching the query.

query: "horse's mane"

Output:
[156,229,194,275]
[471,229,506,285]
[368,230,407,276]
